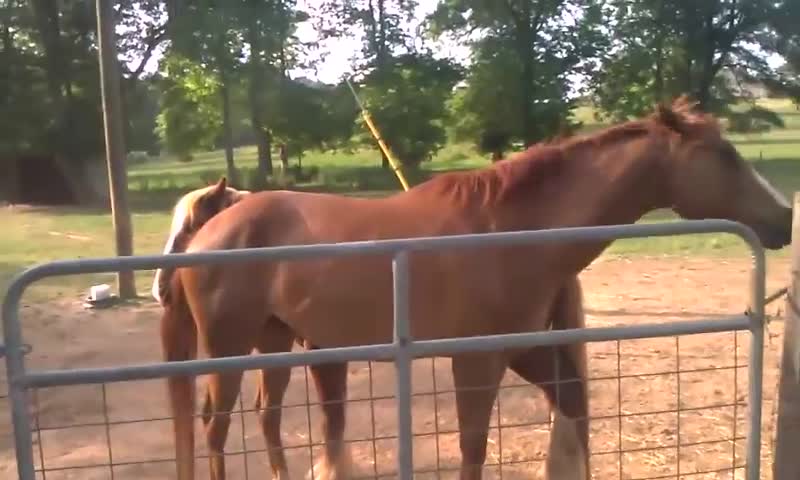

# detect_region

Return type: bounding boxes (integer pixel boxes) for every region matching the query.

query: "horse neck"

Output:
[572,137,671,227]
[492,133,671,269]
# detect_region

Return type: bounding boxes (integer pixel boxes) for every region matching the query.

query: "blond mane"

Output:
[164,184,222,251]
[153,182,250,304]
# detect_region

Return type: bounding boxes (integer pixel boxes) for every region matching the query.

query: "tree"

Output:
[429,0,605,154]
[354,53,463,168]
[155,55,223,162]
[1,0,170,202]
[318,0,420,169]
[269,78,359,165]
[159,0,245,182]
[591,0,800,126]
[768,0,800,104]
[27,0,106,200]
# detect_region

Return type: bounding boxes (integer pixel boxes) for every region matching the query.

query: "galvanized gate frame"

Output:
[2,219,767,480]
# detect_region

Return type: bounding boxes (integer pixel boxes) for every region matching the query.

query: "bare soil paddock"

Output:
[0,255,792,479]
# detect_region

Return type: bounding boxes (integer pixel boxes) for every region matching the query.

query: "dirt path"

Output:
[0,255,791,479]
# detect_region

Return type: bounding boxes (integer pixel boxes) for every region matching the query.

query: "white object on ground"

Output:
[88,284,112,302]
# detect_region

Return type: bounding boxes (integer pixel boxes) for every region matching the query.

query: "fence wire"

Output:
[26,333,753,480]
[2,219,774,480]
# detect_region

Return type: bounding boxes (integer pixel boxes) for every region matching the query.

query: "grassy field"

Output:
[2,99,799,299]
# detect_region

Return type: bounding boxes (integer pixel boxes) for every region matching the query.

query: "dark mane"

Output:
[410,95,720,208]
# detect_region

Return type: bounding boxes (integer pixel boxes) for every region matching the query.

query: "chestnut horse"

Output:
[160,97,792,480]
[153,180,589,480]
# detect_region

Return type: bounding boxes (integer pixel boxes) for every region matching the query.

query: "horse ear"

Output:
[214,176,227,191]
[671,94,700,114]
[207,176,228,201]
[655,101,688,135]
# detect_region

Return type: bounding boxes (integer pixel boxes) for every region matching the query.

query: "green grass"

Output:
[3,99,800,298]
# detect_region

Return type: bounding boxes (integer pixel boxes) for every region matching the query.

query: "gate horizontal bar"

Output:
[5,219,761,291]
[410,314,752,357]
[18,315,749,389]
[19,343,397,388]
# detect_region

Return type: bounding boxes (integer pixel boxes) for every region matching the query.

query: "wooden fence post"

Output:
[773,192,800,479]
[95,0,136,298]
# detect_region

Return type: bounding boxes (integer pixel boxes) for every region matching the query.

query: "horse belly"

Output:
[272,257,556,348]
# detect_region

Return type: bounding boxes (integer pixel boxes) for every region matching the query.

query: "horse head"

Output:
[654,95,792,249]
[151,177,251,304]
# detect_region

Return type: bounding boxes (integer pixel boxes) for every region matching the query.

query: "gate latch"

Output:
[0,343,32,359]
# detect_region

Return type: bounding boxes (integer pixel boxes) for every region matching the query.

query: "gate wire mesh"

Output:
[21,334,753,479]
[1,220,776,480]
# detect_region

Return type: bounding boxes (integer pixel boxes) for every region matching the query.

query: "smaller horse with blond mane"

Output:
[158,97,792,480]
[152,180,251,305]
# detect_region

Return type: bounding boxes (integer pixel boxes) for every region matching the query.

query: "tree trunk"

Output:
[166,0,186,52]
[29,0,92,202]
[653,0,666,103]
[279,143,289,169]
[96,0,136,299]
[219,73,238,187]
[3,157,20,204]
[247,16,272,188]
[31,0,66,103]
[376,0,390,170]
[695,11,717,110]
[682,7,696,95]
[518,3,536,146]
[251,102,273,188]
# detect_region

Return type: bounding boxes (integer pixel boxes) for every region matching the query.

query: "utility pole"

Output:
[96,0,136,298]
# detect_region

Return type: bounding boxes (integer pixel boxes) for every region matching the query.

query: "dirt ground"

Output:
[0,254,793,480]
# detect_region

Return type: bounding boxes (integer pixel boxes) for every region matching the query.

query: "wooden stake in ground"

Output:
[773,192,800,479]
[95,0,136,298]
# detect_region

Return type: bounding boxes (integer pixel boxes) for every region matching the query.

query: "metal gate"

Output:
[2,219,768,479]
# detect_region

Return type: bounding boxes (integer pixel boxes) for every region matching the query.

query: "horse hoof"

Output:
[272,468,291,480]
[305,449,353,480]
[546,412,589,480]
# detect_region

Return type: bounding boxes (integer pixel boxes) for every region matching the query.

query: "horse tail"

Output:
[160,272,198,480]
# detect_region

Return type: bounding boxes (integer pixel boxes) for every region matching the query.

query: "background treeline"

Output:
[2,0,799,195]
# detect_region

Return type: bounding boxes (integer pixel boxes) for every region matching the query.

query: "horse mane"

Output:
[168,184,221,236]
[412,95,719,208]
[153,180,250,305]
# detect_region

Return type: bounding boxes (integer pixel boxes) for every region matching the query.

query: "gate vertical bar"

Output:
[772,192,800,480]
[2,283,36,480]
[393,252,414,479]
[745,237,766,480]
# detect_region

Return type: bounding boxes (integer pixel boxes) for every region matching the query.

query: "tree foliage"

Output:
[2,0,800,194]
[354,53,463,167]
[155,55,222,161]
[428,0,606,157]
[591,0,800,128]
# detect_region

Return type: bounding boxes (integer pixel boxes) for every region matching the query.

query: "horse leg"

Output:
[509,345,589,480]
[202,369,246,480]
[306,359,351,480]
[201,329,251,480]
[510,280,589,480]
[452,353,507,480]
[254,318,296,480]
